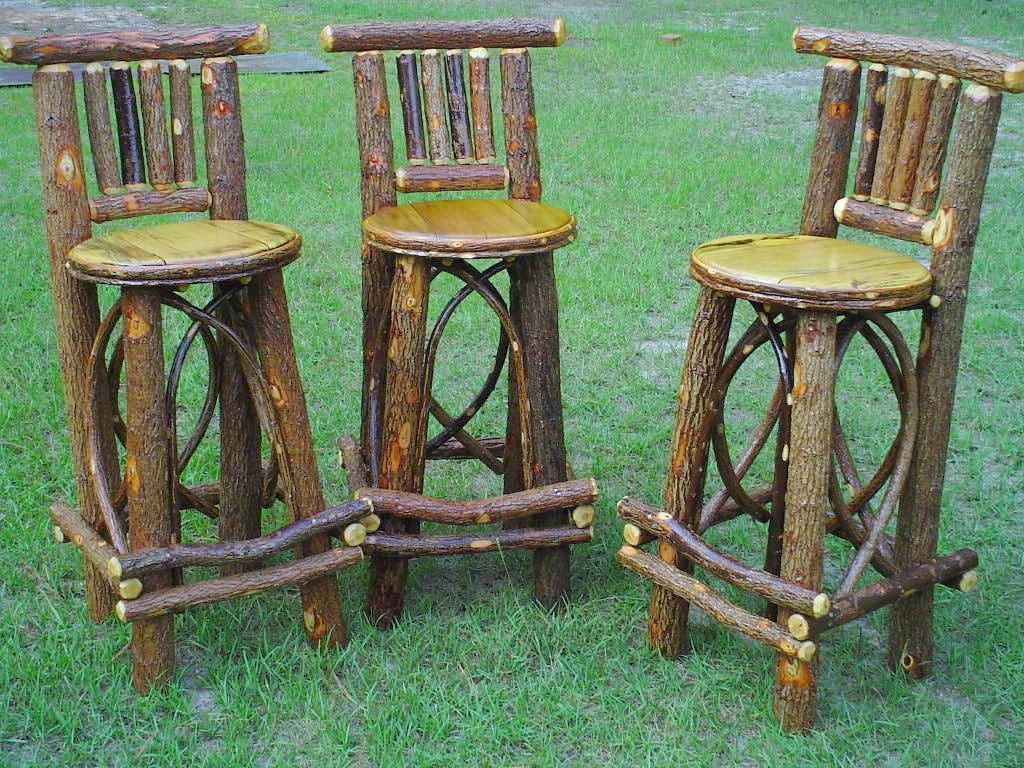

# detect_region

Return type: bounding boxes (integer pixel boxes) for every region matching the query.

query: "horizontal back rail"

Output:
[0,23,267,66]
[793,27,1024,93]
[321,18,565,53]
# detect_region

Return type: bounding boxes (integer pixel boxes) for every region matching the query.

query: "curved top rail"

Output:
[321,17,565,53]
[793,27,1024,93]
[0,22,268,66]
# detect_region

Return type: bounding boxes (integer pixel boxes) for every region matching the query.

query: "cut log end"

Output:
[360,513,381,534]
[1006,62,1024,93]
[0,36,11,62]
[812,593,831,618]
[52,525,65,544]
[114,600,129,623]
[119,579,143,600]
[245,22,270,54]
[788,613,810,641]
[107,557,123,580]
[343,523,367,547]
[552,17,567,47]
[572,504,595,528]
[958,570,979,592]
[796,641,817,663]
[622,523,646,547]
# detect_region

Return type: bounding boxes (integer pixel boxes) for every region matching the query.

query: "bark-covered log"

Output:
[890,84,1003,679]
[420,50,452,164]
[833,197,933,244]
[364,525,592,558]
[337,433,372,496]
[0,23,268,65]
[445,50,473,162]
[618,497,831,618]
[792,27,1024,93]
[910,74,961,216]
[870,67,913,206]
[396,51,427,164]
[168,59,197,187]
[88,187,210,223]
[137,60,174,189]
[34,64,121,619]
[889,71,937,209]
[773,311,836,733]
[110,499,372,579]
[618,546,816,661]
[469,48,496,162]
[109,63,146,190]
[81,63,121,194]
[853,64,887,200]
[321,18,566,53]
[116,546,363,622]
[356,478,597,526]
[50,501,120,588]
[395,163,507,192]
[428,435,506,460]
[801,57,860,237]
[649,287,735,657]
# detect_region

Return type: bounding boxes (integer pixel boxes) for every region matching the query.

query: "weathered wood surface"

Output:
[321,18,566,53]
[137,59,173,189]
[88,187,210,223]
[396,51,427,164]
[445,50,473,162]
[469,48,496,162]
[910,74,961,216]
[109,62,146,189]
[853,64,887,200]
[364,525,592,558]
[81,62,120,193]
[394,163,507,193]
[833,197,934,245]
[793,27,1024,93]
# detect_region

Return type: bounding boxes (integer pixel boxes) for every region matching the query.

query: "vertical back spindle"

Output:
[81,62,121,194]
[137,60,173,190]
[889,71,937,210]
[444,49,473,163]
[909,74,961,216]
[501,48,540,202]
[869,67,913,205]
[109,62,146,189]
[397,51,427,165]
[853,63,887,201]
[469,48,496,163]
[420,49,452,164]
[201,57,247,219]
[168,59,197,187]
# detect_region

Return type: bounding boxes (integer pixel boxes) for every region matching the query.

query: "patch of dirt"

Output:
[0,1,154,35]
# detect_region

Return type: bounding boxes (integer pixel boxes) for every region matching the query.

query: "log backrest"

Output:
[321,18,567,217]
[793,27,1024,265]
[1,23,269,234]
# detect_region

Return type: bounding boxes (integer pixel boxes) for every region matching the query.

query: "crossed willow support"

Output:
[322,18,596,628]
[617,28,1024,731]
[4,24,369,692]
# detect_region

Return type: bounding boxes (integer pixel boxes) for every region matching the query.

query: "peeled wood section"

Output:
[833,197,934,245]
[853,64,887,200]
[168,59,197,187]
[116,546,363,622]
[365,525,592,558]
[356,478,597,526]
[793,27,1024,93]
[0,23,268,65]
[889,71,937,210]
[109,63,146,190]
[395,163,507,192]
[618,497,831,618]
[81,63,121,194]
[469,48,496,162]
[88,187,210,223]
[870,67,913,206]
[137,60,173,189]
[420,50,452,164]
[321,18,566,53]
[396,51,427,164]
[445,50,473,162]
[910,74,961,216]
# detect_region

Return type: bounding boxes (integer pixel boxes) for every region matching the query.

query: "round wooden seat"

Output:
[690,233,933,311]
[362,198,576,258]
[67,220,301,285]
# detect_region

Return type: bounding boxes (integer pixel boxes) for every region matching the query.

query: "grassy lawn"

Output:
[2,0,1023,765]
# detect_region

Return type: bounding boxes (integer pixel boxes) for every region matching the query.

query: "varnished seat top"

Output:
[362,198,576,258]
[690,233,933,311]
[67,220,301,285]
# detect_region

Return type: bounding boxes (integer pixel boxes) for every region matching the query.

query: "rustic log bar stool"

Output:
[617,28,1024,731]
[3,24,367,692]
[322,18,595,627]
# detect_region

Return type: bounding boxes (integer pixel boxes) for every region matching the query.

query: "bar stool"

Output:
[322,18,595,627]
[6,24,365,692]
[617,28,1024,731]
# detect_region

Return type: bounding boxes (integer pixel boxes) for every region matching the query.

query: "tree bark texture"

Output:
[168,59,197,187]
[870,67,913,206]
[419,50,452,164]
[321,18,566,54]
[364,525,591,558]
[910,74,961,216]
[109,63,146,189]
[88,187,210,223]
[396,51,427,164]
[832,197,933,245]
[853,64,887,200]
[889,72,937,209]
[469,49,496,162]
[137,60,173,189]
[394,163,507,193]
[445,50,473,162]
[81,63,121,194]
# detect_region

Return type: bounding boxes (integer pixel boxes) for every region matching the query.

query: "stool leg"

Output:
[216,285,263,575]
[506,253,571,610]
[649,286,735,657]
[121,288,175,693]
[773,311,836,733]
[366,255,430,628]
[248,269,346,648]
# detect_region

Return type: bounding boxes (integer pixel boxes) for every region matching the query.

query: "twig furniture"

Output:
[3,24,368,692]
[322,18,595,627]
[617,28,1024,731]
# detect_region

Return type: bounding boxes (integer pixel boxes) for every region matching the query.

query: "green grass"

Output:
[2,0,1023,765]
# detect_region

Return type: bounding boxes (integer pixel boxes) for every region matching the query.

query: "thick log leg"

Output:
[773,311,836,733]
[507,253,571,611]
[366,254,430,628]
[33,65,120,620]
[889,85,1002,680]
[121,288,175,693]
[248,269,347,648]
[648,287,734,657]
